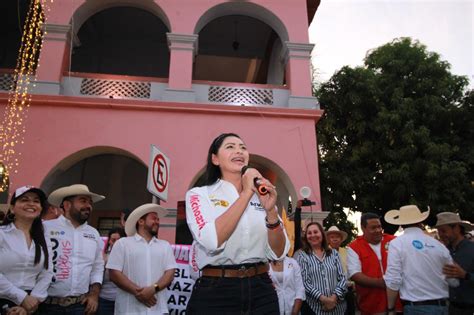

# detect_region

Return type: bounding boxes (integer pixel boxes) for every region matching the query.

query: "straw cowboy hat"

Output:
[125,203,167,236]
[326,226,348,242]
[384,205,430,225]
[48,184,105,207]
[435,212,473,232]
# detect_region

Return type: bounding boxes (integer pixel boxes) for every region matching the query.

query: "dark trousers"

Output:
[37,302,85,315]
[186,273,279,315]
[345,287,356,315]
[301,301,315,315]
[0,298,17,315]
[449,303,474,315]
[97,297,115,315]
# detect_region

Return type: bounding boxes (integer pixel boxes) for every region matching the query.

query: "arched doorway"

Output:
[194,15,283,84]
[193,2,289,85]
[41,147,152,235]
[71,6,170,78]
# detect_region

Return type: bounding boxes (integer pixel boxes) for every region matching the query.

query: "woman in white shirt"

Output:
[185,133,290,314]
[269,256,305,315]
[0,186,53,315]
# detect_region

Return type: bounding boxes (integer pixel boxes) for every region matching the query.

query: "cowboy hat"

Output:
[48,184,105,207]
[435,212,473,232]
[384,205,430,225]
[325,226,348,242]
[125,203,167,236]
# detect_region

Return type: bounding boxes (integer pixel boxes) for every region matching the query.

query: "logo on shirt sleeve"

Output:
[412,240,424,250]
[190,194,206,230]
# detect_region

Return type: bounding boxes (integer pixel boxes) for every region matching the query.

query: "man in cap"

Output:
[107,204,176,315]
[435,212,474,315]
[347,213,401,315]
[384,205,459,315]
[39,184,105,315]
[326,226,355,315]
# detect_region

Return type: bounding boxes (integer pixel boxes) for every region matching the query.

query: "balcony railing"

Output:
[0,69,14,92]
[0,70,291,107]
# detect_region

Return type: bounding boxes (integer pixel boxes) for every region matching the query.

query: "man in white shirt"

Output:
[384,205,458,315]
[40,184,105,315]
[107,204,177,315]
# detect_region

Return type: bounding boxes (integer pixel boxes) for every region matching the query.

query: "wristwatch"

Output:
[154,283,161,293]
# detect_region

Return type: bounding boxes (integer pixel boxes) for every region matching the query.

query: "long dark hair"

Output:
[302,222,332,256]
[2,201,49,269]
[194,132,241,187]
[104,227,126,253]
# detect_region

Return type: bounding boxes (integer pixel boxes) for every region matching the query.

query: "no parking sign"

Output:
[147,145,170,201]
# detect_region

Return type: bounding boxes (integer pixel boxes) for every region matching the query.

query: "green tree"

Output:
[316,38,474,232]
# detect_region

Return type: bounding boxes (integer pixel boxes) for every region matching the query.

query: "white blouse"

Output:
[269,257,306,315]
[0,223,53,305]
[185,179,290,268]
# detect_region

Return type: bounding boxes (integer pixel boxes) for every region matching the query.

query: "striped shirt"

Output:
[297,249,347,314]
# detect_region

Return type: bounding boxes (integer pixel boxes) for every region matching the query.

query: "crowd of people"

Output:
[0,184,176,315]
[1,132,473,315]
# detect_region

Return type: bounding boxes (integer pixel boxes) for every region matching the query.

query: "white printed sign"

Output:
[166,244,195,314]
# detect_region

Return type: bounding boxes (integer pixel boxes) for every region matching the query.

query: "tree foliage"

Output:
[316,38,474,232]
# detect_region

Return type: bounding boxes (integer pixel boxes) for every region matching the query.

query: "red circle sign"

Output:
[152,154,168,193]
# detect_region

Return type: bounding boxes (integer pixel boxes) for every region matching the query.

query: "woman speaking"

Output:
[185,132,289,314]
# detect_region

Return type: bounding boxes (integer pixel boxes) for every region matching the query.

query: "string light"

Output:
[0,0,52,192]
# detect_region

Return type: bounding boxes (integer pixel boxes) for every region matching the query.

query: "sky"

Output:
[309,0,473,88]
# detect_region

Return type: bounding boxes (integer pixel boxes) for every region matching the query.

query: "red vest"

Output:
[349,234,401,314]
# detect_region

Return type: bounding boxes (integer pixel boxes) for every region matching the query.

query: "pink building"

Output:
[0,0,326,243]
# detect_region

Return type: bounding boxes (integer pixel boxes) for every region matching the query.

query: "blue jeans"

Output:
[404,304,448,315]
[97,297,115,315]
[186,273,279,314]
[38,302,85,315]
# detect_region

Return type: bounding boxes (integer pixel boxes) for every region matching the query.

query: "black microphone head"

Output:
[241,165,249,175]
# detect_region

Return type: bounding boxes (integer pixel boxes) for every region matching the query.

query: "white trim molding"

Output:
[42,23,71,42]
[167,33,199,56]
[281,42,314,65]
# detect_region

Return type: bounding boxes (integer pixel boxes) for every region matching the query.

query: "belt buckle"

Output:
[58,297,74,307]
[238,265,248,278]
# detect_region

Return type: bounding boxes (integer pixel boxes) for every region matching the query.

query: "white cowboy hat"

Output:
[384,205,430,225]
[435,212,473,232]
[325,226,348,242]
[125,203,167,236]
[48,184,105,207]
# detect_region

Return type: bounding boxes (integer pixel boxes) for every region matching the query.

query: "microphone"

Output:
[241,166,269,195]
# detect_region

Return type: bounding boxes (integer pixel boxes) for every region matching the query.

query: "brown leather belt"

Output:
[202,263,269,278]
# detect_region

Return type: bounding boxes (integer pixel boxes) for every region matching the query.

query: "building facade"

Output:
[0,0,325,243]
